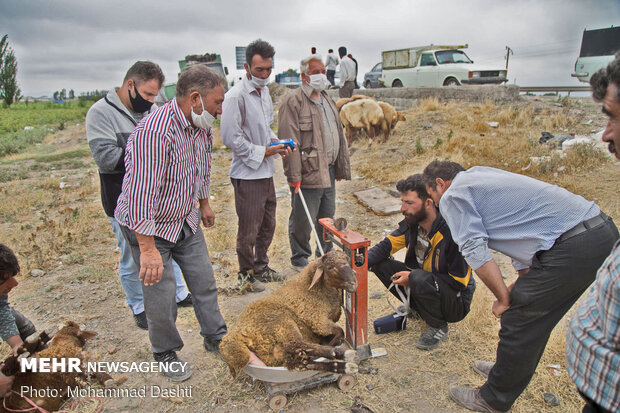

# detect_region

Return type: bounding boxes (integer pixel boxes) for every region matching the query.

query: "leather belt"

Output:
[557,213,608,243]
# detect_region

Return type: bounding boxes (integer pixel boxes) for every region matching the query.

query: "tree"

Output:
[0,35,22,107]
[53,91,59,101]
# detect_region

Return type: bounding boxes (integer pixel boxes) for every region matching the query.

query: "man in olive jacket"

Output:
[278,54,351,270]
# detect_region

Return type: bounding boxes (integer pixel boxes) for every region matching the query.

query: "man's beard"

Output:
[404,208,427,226]
[608,140,617,158]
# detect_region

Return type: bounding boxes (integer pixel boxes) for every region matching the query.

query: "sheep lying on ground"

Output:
[376,102,407,142]
[339,98,384,145]
[3,321,99,412]
[220,251,358,378]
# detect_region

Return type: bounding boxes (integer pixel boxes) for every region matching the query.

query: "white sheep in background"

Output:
[339,99,384,145]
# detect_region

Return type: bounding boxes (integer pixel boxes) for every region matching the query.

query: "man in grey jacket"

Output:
[85,61,192,330]
[278,54,351,270]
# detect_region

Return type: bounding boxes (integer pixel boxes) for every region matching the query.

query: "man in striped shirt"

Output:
[114,65,227,382]
[423,161,618,412]
[566,54,620,413]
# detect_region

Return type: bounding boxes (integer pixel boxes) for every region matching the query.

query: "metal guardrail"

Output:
[519,86,591,96]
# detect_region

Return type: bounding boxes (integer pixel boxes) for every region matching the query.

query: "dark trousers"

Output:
[480,216,619,411]
[288,165,335,267]
[121,223,227,353]
[339,81,355,98]
[231,177,276,273]
[326,70,336,86]
[371,258,469,328]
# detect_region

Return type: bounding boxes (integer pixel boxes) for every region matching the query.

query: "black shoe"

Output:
[176,293,193,307]
[153,350,191,382]
[133,311,148,330]
[254,266,286,282]
[237,271,266,292]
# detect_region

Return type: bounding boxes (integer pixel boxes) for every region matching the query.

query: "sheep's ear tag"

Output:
[308,267,324,290]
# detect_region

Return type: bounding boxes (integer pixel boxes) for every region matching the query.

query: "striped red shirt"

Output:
[114,98,212,243]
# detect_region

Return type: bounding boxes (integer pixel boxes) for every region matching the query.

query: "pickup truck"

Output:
[379,44,507,88]
[572,26,620,83]
[160,53,229,102]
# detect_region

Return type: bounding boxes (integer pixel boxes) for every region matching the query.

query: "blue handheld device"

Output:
[269,138,295,150]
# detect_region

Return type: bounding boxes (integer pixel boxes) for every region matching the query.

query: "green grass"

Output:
[34,148,92,163]
[0,101,93,134]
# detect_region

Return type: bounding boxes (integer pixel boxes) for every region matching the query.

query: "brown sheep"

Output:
[220,251,358,378]
[339,99,384,145]
[3,321,98,412]
[375,101,407,141]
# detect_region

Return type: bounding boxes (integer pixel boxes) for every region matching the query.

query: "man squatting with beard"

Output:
[367,174,476,351]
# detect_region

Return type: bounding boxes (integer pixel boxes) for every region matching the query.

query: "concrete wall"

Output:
[326,85,520,110]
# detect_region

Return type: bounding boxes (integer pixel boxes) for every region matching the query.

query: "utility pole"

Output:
[505,46,513,70]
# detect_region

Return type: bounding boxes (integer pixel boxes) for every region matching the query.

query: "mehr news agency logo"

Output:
[19,358,193,398]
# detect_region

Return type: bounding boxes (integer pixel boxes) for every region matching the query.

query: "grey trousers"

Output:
[121,223,227,354]
[480,215,619,411]
[13,309,36,340]
[339,81,355,98]
[288,165,335,267]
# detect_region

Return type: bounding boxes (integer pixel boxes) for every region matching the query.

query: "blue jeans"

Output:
[109,217,189,314]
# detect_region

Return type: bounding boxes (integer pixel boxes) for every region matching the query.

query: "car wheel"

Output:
[392,79,403,87]
[444,77,460,86]
[364,80,371,89]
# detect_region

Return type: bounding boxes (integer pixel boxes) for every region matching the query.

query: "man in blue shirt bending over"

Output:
[422,160,618,413]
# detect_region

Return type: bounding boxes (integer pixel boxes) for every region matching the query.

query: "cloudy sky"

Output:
[1,0,618,96]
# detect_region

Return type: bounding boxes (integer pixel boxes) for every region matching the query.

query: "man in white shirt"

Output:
[325,49,339,87]
[338,46,356,98]
[220,39,291,292]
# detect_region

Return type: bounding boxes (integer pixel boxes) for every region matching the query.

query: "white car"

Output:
[572,26,620,83]
[380,46,507,88]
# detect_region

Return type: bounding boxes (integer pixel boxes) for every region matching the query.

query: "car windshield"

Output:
[435,50,472,64]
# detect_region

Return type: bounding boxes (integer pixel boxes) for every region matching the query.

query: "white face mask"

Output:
[249,74,270,89]
[191,95,215,130]
[308,73,330,91]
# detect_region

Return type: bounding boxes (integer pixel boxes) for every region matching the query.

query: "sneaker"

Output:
[133,311,148,330]
[449,386,510,412]
[473,360,495,379]
[254,266,286,282]
[416,324,448,350]
[237,271,266,292]
[153,350,192,382]
[176,293,193,307]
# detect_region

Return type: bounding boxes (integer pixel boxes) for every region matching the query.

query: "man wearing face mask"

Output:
[221,39,291,292]
[367,174,474,350]
[278,54,351,271]
[114,65,227,382]
[86,62,193,331]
